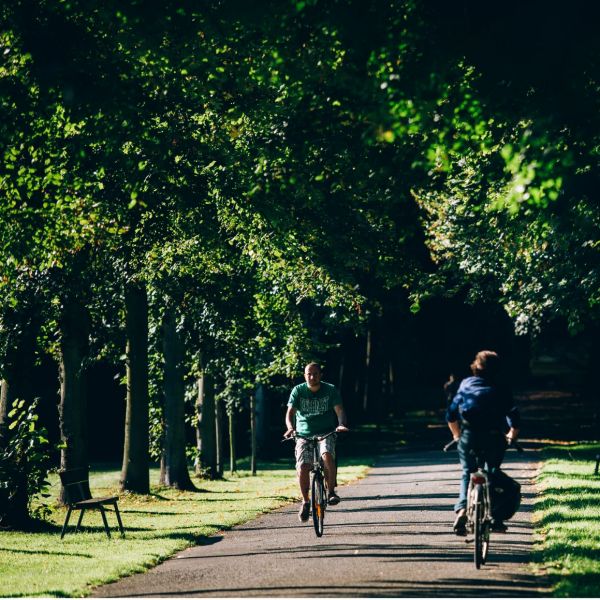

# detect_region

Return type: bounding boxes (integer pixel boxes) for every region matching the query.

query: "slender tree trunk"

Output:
[120,282,150,493]
[0,379,10,443]
[160,307,195,490]
[58,298,89,505]
[353,342,362,414]
[228,410,236,474]
[215,395,224,477]
[254,384,268,459]
[195,370,204,476]
[195,362,218,478]
[338,357,345,391]
[363,328,372,412]
[250,394,257,475]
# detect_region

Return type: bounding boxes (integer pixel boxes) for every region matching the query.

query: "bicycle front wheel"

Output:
[311,471,325,537]
[473,484,484,569]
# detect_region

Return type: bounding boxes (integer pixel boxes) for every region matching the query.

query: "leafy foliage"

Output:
[1,0,599,510]
[0,398,53,526]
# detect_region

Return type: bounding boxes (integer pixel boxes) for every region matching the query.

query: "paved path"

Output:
[94,449,548,597]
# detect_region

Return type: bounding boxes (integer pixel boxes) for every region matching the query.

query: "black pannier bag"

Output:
[489,468,521,521]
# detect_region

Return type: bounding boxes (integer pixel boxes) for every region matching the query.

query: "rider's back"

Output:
[447,376,515,431]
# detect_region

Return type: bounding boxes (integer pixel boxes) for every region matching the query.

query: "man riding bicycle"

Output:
[285,362,349,522]
[446,350,520,535]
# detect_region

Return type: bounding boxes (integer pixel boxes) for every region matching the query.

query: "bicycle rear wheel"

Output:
[473,484,485,569]
[311,471,325,537]
[481,518,491,564]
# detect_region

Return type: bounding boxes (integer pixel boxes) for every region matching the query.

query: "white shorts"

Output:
[295,435,336,470]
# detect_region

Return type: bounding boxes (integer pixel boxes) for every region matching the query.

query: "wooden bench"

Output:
[59,468,125,539]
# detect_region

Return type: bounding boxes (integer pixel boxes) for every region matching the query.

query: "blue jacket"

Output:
[445,376,520,431]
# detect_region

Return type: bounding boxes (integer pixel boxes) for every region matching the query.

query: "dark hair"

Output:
[470,350,500,379]
[304,362,321,373]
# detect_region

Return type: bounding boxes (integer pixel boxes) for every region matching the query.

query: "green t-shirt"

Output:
[288,381,341,436]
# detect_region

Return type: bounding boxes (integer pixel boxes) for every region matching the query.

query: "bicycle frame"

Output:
[293,430,337,478]
[466,468,492,534]
[444,436,523,569]
[283,431,337,537]
[310,438,327,536]
[464,448,495,568]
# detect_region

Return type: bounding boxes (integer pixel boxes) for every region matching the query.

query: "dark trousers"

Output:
[454,429,507,512]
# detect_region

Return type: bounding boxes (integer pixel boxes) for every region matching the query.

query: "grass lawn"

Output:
[534,443,600,597]
[0,457,370,597]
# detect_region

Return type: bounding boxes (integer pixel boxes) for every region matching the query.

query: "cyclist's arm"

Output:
[504,390,520,442]
[447,419,461,441]
[333,404,348,432]
[446,393,461,440]
[285,405,296,437]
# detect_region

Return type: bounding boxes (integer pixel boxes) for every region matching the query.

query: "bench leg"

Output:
[60,506,73,539]
[75,508,85,533]
[113,501,125,537]
[99,505,111,539]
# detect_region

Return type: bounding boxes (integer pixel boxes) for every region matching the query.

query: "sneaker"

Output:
[298,502,310,522]
[328,492,340,505]
[491,519,508,533]
[453,510,467,536]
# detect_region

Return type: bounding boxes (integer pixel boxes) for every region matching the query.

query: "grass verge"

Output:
[534,442,600,597]
[0,458,370,597]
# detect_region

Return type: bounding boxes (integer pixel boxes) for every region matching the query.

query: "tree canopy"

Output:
[1,0,598,526]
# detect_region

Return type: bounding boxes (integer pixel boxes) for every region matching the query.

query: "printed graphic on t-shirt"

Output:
[300,396,330,416]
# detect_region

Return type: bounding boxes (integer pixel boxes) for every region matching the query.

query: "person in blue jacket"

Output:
[446,350,520,535]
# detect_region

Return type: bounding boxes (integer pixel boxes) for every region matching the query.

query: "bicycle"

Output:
[444,437,523,569]
[283,430,337,537]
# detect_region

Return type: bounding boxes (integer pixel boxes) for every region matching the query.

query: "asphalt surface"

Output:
[93,447,548,598]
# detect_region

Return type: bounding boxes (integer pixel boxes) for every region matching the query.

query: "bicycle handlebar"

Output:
[443,439,458,452]
[281,430,342,444]
[443,437,524,453]
[507,438,525,453]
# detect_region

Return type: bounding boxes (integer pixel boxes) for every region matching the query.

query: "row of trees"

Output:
[1,0,598,528]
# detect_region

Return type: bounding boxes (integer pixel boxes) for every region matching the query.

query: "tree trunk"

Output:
[195,365,218,478]
[215,395,224,477]
[120,282,150,494]
[159,307,194,490]
[254,384,269,459]
[363,328,372,412]
[194,371,204,476]
[228,409,236,474]
[58,297,89,505]
[338,357,345,391]
[250,394,257,475]
[0,379,10,445]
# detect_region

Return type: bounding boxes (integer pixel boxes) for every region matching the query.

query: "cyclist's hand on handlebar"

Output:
[506,427,519,443]
[443,438,458,452]
[505,432,524,453]
[335,425,349,433]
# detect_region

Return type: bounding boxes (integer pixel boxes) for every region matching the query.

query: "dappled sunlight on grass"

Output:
[1,460,369,597]
[534,443,600,597]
